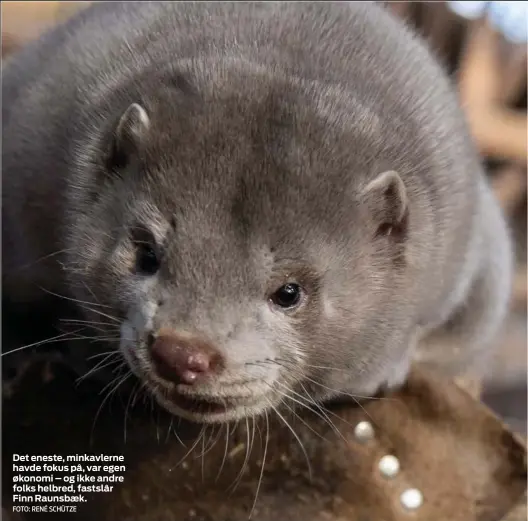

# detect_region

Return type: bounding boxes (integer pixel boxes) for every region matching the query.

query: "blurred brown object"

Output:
[456,20,527,314]
[386,3,527,207]
[2,2,61,52]
[513,269,528,310]
[1,1,88,58]
[503,500,528,521]
[492,165,528,215]
[458,21,527,163]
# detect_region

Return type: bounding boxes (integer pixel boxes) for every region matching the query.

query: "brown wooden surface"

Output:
[2,363,526,521]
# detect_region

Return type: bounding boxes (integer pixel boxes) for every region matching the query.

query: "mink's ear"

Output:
[360,170,409,239]
[106,103,150,171]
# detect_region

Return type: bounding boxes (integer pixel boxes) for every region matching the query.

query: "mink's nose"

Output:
[149,330,221,385]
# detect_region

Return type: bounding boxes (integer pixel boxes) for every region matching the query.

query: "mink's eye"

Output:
[270,283,304,309]
[136,244,160,275]
[130,226,161,276]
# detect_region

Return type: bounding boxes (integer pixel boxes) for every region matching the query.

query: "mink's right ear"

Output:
[105,103,150,172]
[359,170,409,241]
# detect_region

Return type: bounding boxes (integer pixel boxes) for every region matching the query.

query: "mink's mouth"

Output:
[167,390,230,415]
[149,384,271,423]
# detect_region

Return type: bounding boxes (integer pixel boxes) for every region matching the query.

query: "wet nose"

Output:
[149,330,221,385]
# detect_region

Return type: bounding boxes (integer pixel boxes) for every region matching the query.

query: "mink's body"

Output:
[2,2,512,421]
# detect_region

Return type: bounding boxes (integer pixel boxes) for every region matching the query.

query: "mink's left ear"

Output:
[360,170,409,239]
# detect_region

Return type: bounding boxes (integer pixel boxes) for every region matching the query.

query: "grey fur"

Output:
[2,2,512,422]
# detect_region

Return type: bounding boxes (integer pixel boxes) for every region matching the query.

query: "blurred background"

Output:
[1,1,527,433]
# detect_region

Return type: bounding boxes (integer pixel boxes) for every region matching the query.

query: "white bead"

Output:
[354,421,374,442]
[378,455,400,478]
[400,488,423,510]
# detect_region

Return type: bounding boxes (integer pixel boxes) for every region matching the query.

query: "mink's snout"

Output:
[148,329,224,386]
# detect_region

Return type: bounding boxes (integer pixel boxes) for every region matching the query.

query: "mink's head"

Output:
[65,60,416,423]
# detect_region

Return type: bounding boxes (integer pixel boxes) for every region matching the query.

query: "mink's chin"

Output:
[151,387,271,423]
